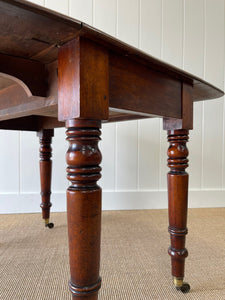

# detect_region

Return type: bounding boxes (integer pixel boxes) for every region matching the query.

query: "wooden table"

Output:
[0,0,223,298]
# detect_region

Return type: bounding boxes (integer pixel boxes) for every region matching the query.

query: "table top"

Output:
[0,0,224,129]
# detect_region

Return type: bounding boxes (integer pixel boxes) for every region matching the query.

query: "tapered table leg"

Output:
[66,119,102,299]
[37,129,54,229]
[167,129,190,293]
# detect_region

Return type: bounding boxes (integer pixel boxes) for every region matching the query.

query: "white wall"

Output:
[1,0,225,213]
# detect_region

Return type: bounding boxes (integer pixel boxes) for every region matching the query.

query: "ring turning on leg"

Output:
[38,129,54,229]
[167,129,190,293]
[66,119,102,299]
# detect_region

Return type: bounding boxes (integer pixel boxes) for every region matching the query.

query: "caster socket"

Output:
[173,277,190,294]
[176,283,190,293]
[44,219,54,229]
[45,222,54,229]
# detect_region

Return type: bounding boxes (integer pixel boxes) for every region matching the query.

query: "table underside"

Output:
[0,0,223,131]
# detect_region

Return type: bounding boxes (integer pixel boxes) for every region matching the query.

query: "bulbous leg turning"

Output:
[66,119,102,299]
[167,129,190,293]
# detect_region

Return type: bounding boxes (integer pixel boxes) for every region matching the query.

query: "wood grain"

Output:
[163,82,193,130]
[109,53,181,118]
[0,0,223,101]
[37,129,54,222]
[58,37,109,121]
[0,0,81,62]
[167,130,189,280]
[66,119,102,299]
[0,54,47,96]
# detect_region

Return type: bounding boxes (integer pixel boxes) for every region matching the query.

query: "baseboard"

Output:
[0,189,225,214]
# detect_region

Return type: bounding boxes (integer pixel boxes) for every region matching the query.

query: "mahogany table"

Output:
[0,0,223,298]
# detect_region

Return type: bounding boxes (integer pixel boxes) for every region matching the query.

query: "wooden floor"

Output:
[1,208,225,299]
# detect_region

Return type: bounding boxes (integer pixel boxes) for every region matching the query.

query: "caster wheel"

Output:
[176,283,190,294]
[46,222,54,229]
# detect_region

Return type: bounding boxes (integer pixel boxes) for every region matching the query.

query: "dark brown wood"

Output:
[0,114,148,131]
[0,116,38,131]
[66,119,102,299]
[0,115,63,131]
[0,0,81,63]
[81,24,223,102]
[0,95,57,121]
[37,129,54,224]
[0,1,224,297]
[58,37,109,121]
[109,53,181,118]
[0,54,48,96]
[167,129,189,280]
[163,82,193,130]
[0,0,223,102]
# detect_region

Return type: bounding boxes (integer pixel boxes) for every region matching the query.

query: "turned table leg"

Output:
[66,119,102,299]
[37,129,54,229]
[167,129,190,293]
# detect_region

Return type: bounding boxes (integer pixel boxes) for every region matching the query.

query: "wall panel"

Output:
[115,121,138,190]
[99,123,116,190]
[117,0,139,46]
[159,0,184,190]
[138,119,160,190]
[29,0,44,5]
[93,0,117,191]
[45,0,69,14]
[162,0,184,68]
[202,0,224,188]
[1,0,225,213]
[138,0,161,191]
[69,0,93,24]
[20,131,39,193]
[51,128,68,192]
[116,0,139,190]
[93,0,117,36]
[184,0,204,189]
[0,131,19,193]
[140,0,162,59]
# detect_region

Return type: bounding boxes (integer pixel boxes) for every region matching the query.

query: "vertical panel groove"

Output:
[161,0,164,59]
[138,0,141,48]
[222,97,225,188]
[4,0,225,212]
[137,0,141,190]
[201,0,205,189]
[92,0,94,26]
[202,0,224,188]
[116,0,118,36]
[18,131,21,194]
[114,124,118,190]
[115,0,118,191]
[201,0,206,189]
[159,0,163,191]
[182,0,185,69]
[137,121,140,190]
[222,1,225,188]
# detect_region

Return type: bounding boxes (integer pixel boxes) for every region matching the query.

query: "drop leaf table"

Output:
[0,0,223,298]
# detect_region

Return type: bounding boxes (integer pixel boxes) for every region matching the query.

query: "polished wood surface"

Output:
[66,119,102,299]
[0,0,223,129]
[37,129,54,225]
[58,37,109,121]
[0,0,223,101]
[0,0,224,298]
[167,130,189,279]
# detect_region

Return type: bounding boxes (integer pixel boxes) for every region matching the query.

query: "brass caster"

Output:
[44,219,54,229]
[173,277,190,294]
